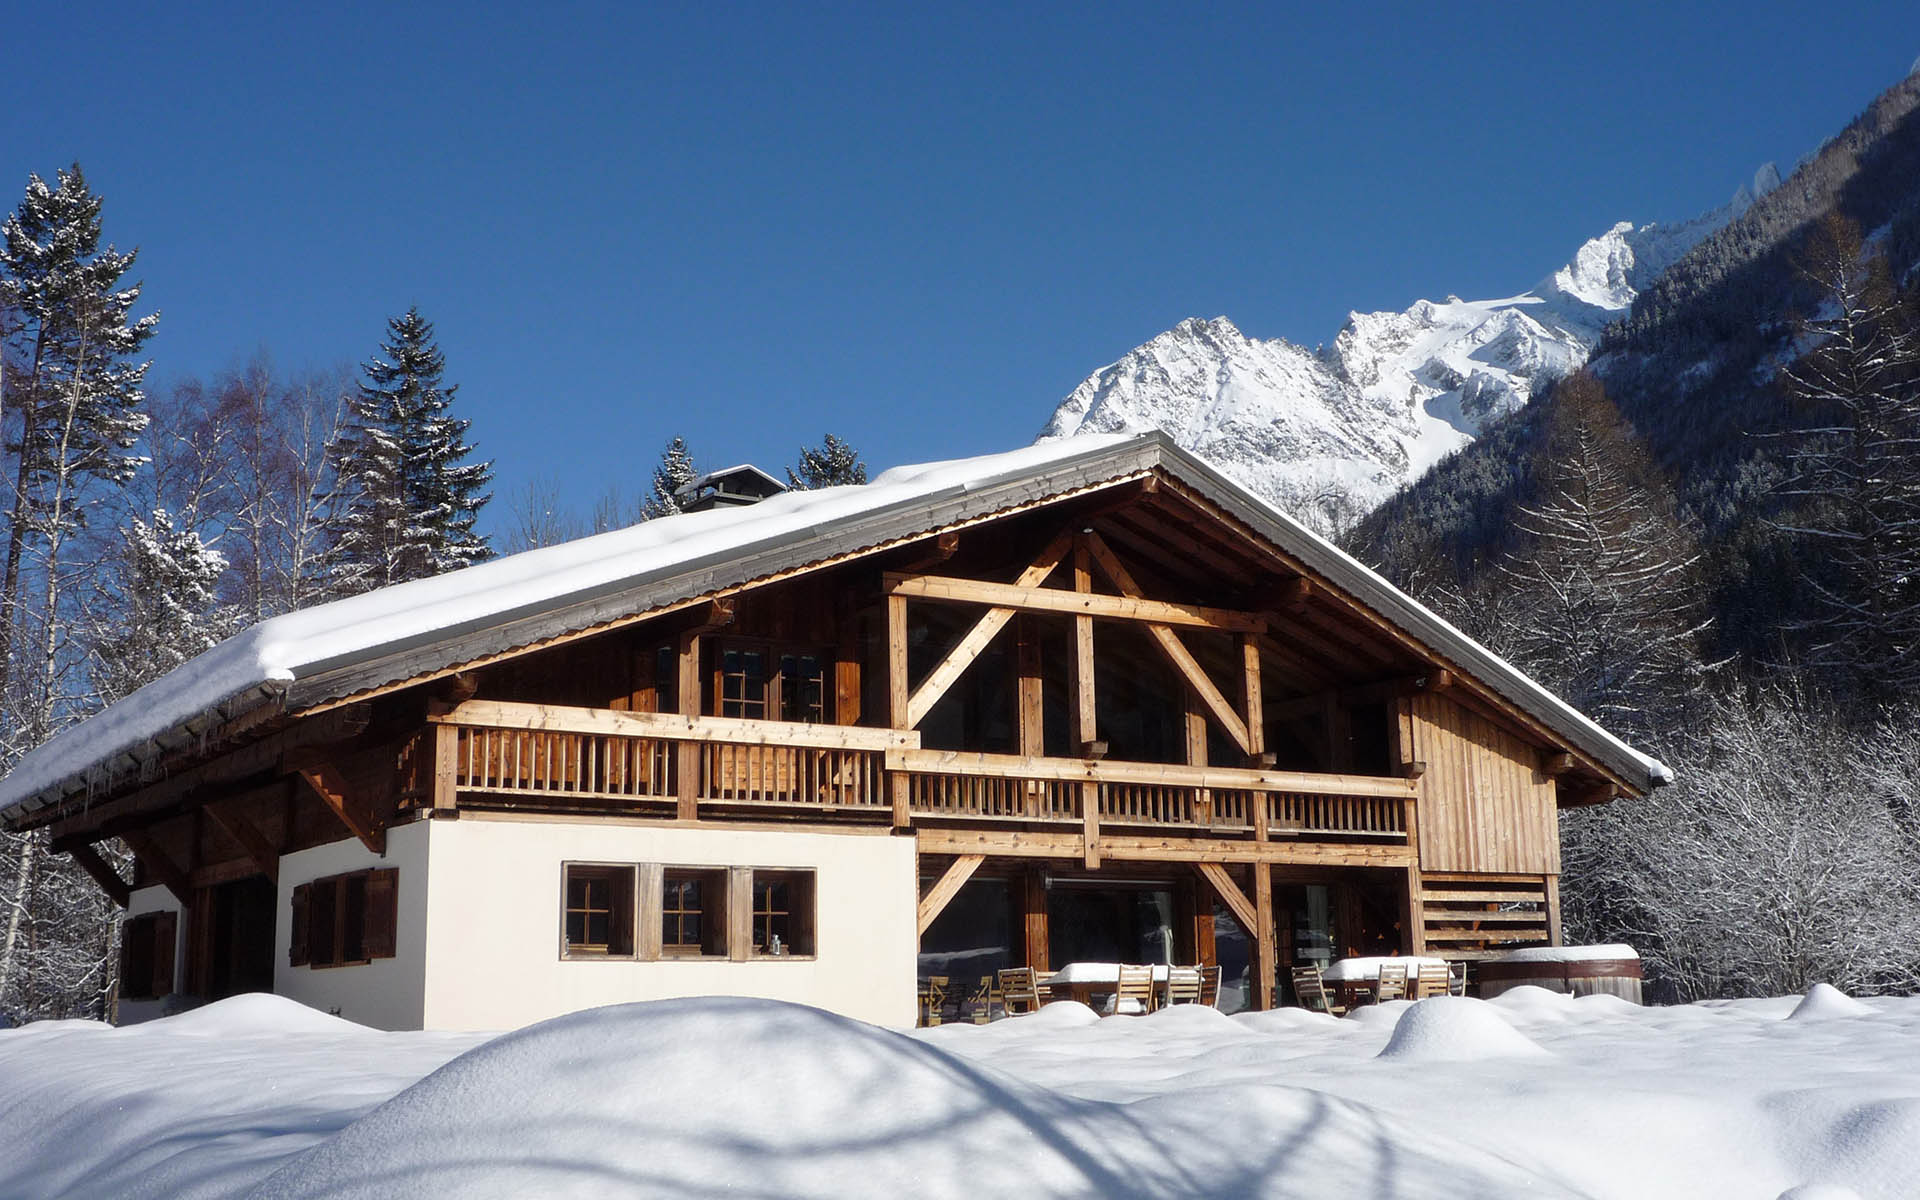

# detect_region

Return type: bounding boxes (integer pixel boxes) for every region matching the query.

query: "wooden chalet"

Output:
[0,434,1669,1029]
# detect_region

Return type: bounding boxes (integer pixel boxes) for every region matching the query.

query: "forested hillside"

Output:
[1347,71,1920,1001]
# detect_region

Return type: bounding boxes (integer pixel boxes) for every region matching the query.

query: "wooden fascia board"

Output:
[913,827,1415,868]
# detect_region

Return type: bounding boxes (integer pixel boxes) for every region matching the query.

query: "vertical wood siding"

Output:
[1408,694,1560,874]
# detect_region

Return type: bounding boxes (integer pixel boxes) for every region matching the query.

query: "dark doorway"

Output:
[206,876,277,999]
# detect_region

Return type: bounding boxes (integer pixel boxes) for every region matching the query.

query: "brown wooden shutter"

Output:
[790,873,817,957]
[151,911,177,999]
[289,883,311,966]
[362,868,398,959]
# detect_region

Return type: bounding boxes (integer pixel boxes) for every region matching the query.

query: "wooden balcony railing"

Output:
[887,748,1414,840]
[425,702,1414,842]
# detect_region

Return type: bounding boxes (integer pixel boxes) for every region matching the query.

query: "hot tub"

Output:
[1475,944,1642,1004]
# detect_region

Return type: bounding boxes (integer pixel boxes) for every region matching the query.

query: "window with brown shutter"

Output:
[296,869,400,968]
[119,910,177,1001]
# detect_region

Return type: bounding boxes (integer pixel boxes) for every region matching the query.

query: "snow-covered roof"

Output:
[675,463,785,500]
[0,432,1671,828]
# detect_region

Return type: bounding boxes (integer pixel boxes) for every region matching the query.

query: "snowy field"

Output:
[2,988,1917,1200]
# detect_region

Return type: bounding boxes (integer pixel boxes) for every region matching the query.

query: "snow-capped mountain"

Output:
[1037,166,1781,532]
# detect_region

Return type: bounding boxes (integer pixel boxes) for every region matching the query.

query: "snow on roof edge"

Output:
[1,429,1669,825]
[0,436,1143,820]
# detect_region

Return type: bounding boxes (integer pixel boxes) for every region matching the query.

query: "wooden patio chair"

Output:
[969,975,1000,1024]
[1197,965,1222,1008]
[918,976,948,1027]
[1107,964,1157,1015]
[1414,963,1452,999]
[998,966,1047,1015]
[1163,965,1203,1007]
[1374,961,1409,1003]
[1448,962,1468,996]
[1291,965,1345,1016]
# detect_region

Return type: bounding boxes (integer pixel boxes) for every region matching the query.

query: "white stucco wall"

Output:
[114,884,186,1026]
[418,818,918,1031]
[274,823,429,1031]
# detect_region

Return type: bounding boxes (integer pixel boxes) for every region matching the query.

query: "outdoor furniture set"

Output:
[917,962,1222,1025]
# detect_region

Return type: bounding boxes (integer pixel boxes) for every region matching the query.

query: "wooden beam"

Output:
[44,704,371,842]
[1195,862,1255,933]
[901,532,1074,727]
[202,803,280,883]
[912,826,1416,867]
[917,854,984,935]
[1080,780,1100,868]
[296,763,385,855]
[433,723,460,811]
[431,700,921,751]
[1021,868,1050,973]
[65,842,131,908]
[899,530,961,572]
[1545,874,1564,946]
[885,572,1266,634]
[119,829,193,907]
[1081,533,1251,753]
[889,747,1418,798]
[1241,633,1264,761]
[1016,615,1044,758]
[1541,751,1576,777]
[677,632,704,821]
[1070,538,1097,751]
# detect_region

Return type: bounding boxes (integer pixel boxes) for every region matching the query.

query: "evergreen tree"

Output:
[1494,373,1713,740]
[91,509,239,702]
[642,437,696,519]
[0,165,156,720]
[1773,215,1920,699]
[319,309,491,595]
[786,433,867,490]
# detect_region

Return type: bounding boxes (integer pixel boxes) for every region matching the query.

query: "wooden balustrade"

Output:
[424,701,1413,841]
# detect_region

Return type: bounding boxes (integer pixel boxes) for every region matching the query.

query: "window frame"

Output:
[660,866,729,957]
[748,867,817,959]
[293,868,398,970]
[712,638,830,723]
[560,862,638,960]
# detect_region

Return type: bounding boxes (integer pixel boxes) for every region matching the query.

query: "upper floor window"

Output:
[717,642,826,722]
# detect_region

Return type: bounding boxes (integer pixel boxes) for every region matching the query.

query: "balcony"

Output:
[421,701,1414,852]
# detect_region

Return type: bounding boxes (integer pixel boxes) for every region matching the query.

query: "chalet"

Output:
[0,433,1669,1031]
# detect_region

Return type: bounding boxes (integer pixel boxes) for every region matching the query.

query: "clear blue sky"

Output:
[7,3,1916,535]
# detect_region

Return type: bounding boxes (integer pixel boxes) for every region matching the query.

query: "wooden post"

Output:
[887,593,911,828]
[1184,689,1210,824]
[1544,874,1564,946]
[1240,633,1264,762]
[1390,697,1425,954]
[433,723,460,813]
[676,632,702,821]
[1016,615,1044,817]
[1022,868,1050,973]
[1253,864,1276,1011]
[1070,538,1097,753]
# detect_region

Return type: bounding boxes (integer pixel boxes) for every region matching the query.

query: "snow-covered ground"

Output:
[2,987,1915,1199]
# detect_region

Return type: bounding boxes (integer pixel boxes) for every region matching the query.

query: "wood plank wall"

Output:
[1405,693,1559,875]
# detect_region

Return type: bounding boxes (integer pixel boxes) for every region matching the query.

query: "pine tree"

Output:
[642,437,696,519]
[787,433,868,490]
[1773,214,1920,699]
[0,165,156,723]
[319,308,492,595]
[1495,372,1713,740]
[91,509,239,702]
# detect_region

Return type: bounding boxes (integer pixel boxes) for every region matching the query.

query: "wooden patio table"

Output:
[1321,955,1451,1007]
[1041,962,1171,1009]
